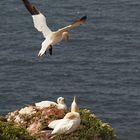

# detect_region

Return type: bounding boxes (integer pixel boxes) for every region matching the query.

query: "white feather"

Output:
[22,0,87,56]
[35,97,67,110]
[38,38,52,56]
[32,13,52,38]
[48,97,80,135]
[50,116,80,135]
[51,119,74,134]
[35,101,57,109]
[48,120,62,129]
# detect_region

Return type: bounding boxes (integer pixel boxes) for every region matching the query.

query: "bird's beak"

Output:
[61,98,64,103]
[73,96,76,102]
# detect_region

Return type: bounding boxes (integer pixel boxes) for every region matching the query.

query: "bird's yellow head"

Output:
[71,96,78,112]
[62,32,70,41]
[57,97,65,104]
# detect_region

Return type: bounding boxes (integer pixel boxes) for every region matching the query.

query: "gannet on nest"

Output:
[35,97,67,110]
[48,97,80,136]
[22,0,87,57]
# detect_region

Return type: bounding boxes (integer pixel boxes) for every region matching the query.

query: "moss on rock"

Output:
[0,109,117,140]
[54,109,117,140]
[0,117,35,140]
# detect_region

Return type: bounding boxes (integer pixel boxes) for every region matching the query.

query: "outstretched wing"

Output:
[58,16,87,32]
[22,0,52,38]
[38,38,52,57]
[32,13,52,38]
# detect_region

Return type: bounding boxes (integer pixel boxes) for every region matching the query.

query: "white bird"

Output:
[48,97,80,136]
[35,97,67,110]
[22,0,87,57]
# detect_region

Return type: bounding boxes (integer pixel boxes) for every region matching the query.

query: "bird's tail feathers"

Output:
[38,49,45,57]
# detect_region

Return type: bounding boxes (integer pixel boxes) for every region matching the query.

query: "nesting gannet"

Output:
[35,97,67,110]
[48,97,80,136]
[22,0,87,57]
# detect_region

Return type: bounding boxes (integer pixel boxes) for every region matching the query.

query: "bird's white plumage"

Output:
[32,13,52,38]
[51,119,75,134]
[35,97,67,110]
[35,101,57,109]
[48,119,62,129]
[32,13,86,57]
[38,38,52,56]
[48,97,80,135]
[49,113,80,135]
[22,0,87,56]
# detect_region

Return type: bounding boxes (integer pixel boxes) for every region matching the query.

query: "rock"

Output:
[0,105,117,140]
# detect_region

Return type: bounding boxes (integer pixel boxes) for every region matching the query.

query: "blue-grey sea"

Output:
[0,0,140,140]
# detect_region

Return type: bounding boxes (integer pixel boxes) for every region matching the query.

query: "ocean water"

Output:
[0,0,140,139]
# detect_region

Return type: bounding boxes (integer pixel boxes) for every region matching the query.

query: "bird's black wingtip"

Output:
[80,16,87,21]
[22,0,39,15]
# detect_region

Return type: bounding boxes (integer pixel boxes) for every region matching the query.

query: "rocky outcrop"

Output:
[0,105,117,140]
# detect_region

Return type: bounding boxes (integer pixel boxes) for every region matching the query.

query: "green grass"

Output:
[0,117,35,140]
[54,109,117,140]
[0,109,117,140]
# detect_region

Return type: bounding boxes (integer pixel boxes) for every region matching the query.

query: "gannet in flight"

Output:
[22,0,87,57]
[48,97,80,136]
[35,97,67,110]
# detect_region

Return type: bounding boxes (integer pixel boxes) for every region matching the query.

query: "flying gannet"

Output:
[48,97,80,136]
[35,97,67,110]
[22,0,87,57]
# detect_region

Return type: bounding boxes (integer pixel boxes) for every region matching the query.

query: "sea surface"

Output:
[0,0,140,140]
